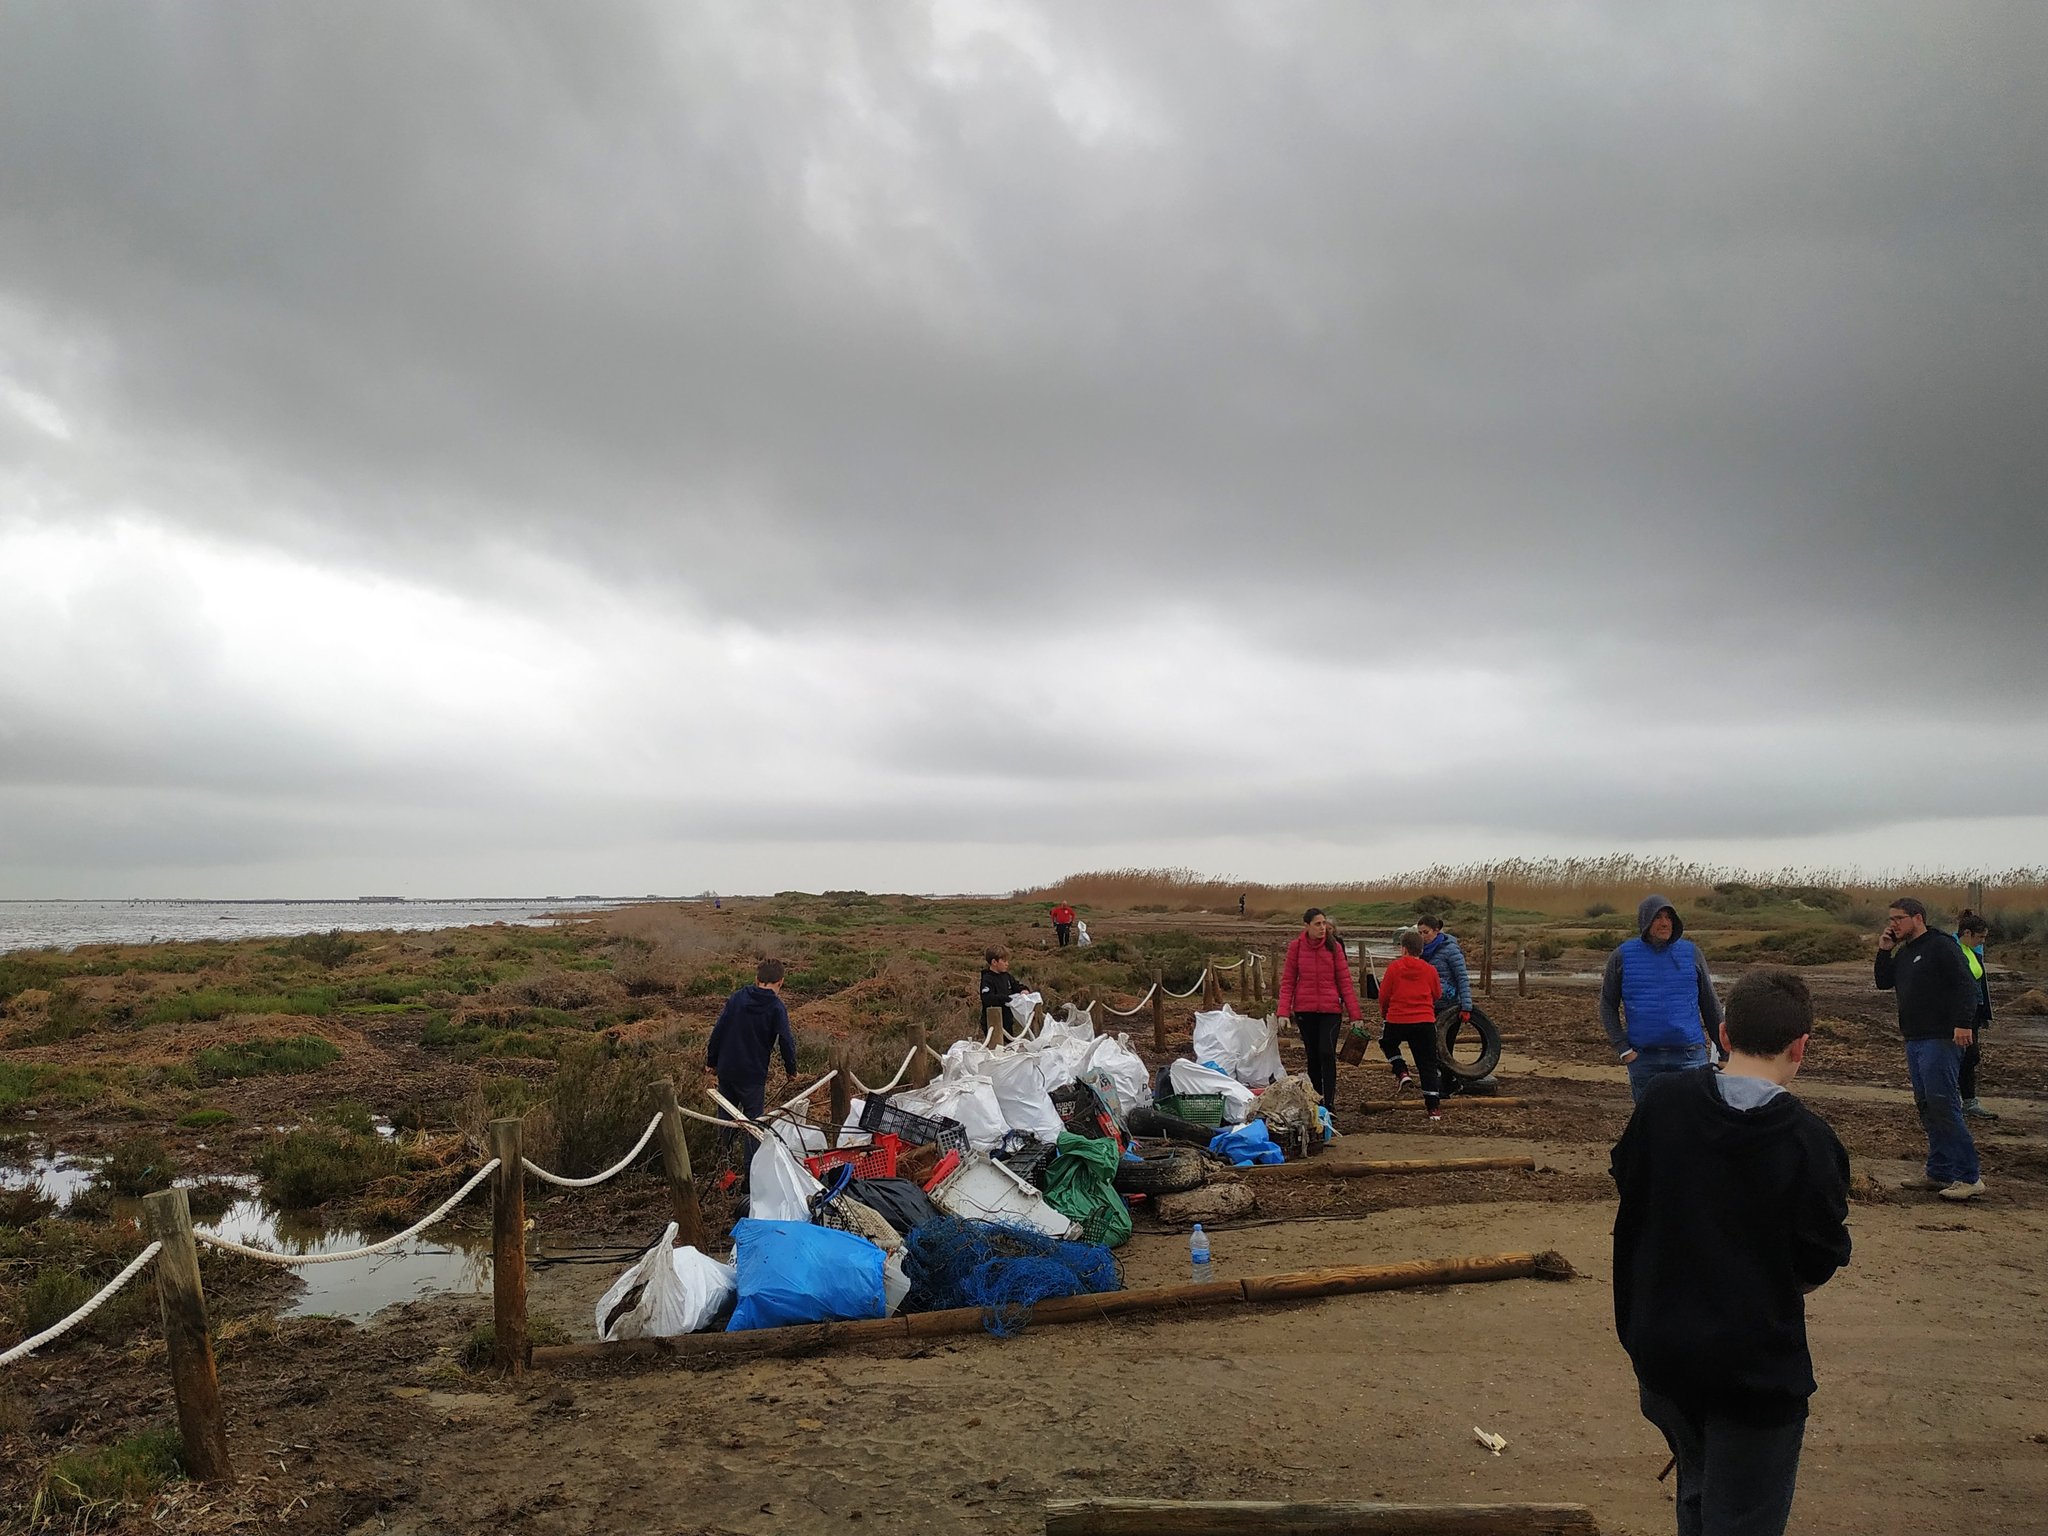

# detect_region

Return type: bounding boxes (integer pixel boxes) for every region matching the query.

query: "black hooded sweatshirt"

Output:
[1610,1067,1851,1424]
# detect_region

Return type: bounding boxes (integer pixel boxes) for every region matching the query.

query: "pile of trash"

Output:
[592,1003,1331,1346]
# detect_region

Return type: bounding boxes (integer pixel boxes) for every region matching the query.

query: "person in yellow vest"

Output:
[1955,911,1997,1120]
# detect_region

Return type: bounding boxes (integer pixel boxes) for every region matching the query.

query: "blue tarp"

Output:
[1207,1117,1286,1166]
[726,1218,887,1331]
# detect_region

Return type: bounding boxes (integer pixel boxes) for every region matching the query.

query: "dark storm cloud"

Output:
[2,2,2045,894]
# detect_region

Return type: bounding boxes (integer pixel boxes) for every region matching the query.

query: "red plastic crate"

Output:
[803,1134,901,1182]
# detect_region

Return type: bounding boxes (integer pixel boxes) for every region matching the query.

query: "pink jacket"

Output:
[1279,934,1361,1020]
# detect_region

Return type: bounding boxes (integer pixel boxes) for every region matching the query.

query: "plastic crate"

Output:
[857,1093,971,1157]
[1154,1092,1225,1127]
[803,1134,902,1182]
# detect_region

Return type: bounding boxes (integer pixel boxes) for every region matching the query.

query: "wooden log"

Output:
[1043,1498,1601,1535]
[1517,944,1527,997]
[1354,1098,1526,1113]
[1242,1155,1536,1179]
[141,1189,234,1484]
[1482,880,1496,995]
[489,1117,527,1374]
[529,1256,1555,1369]
[827,1045,853,1145]
[647,1079,704,1251]
[1151,967,1166,1052]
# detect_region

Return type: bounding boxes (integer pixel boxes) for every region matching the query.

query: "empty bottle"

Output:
[1189,1222,1211,1280]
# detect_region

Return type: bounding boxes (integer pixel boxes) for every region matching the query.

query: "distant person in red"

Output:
[1277,908,1360,1112]
[1378,928,1445,1121]
[1050,902,1077,947]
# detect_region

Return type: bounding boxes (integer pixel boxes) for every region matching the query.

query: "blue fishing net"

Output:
[903,1216,1121,1336]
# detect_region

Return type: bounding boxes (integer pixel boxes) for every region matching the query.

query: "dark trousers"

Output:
[716,1076,766,1179]
[1959,1032,1983,1099]
[1379,1022,1441,1107]
[1054,923,1072,946]
[1294,1012,1341,1110]
[1638,1385,1806,1536]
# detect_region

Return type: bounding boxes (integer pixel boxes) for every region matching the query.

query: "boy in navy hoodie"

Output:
[705,960,798,1164]
[1610,967,1851,1536]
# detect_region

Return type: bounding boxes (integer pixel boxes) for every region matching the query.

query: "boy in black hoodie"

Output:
[1610,967,1851,1536]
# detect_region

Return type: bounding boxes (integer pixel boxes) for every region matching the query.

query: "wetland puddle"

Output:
[1,1144,491,1323]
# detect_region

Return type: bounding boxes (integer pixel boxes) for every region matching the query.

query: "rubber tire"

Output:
[1127,1106,1219,1147]
[1111,1146,1206,1196]
[1436,1004,1503,1082]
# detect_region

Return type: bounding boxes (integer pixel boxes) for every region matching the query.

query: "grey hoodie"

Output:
[1597,894,1723,1057]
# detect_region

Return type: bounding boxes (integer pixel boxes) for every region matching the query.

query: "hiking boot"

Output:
[1962,1099,2001,1120]
[1939,1179,1986,1202]
[1899,1174,1945,1192]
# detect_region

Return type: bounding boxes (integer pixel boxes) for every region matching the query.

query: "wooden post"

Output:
[141,1188,233,1484]
[827,1045,853,1146]
[912,1023,931,1088]
[1266,947,1281,1014]
[1202,960,1221,1010]
[1150,967,1166,1052]
[1969,878,1984,914]
[1482,880,1496,995]
[1517,944,1528,997]
[647,1079,704,1251]
[489,1118,527,1375]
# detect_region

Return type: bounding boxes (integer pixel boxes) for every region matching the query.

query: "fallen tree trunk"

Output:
[1044,1499,1601,1535]
[1241,1155,1537,1179]
[529,1252,1568,1369]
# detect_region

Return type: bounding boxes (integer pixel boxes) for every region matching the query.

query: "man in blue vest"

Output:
[1600,895,1723,1103]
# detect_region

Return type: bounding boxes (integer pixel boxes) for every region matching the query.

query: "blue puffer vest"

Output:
[1616,937,1705,1050]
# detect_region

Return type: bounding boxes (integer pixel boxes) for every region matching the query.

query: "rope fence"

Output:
[0,1240,164,1367]
[523,1116,661,1189]
[192,1160,504,1266]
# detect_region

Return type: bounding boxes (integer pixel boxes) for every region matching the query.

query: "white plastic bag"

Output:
[1081,1032,1153,1109]
[1075,920,1091,946]
[896,1078,1010,1152]
[594,1223,737,1341]
[882,1250,911,1316]
[989,1054,1067,1143]
[1006,990,1042,1034]
[941,1038,994,1080]
[1168,1057,1258,1123]
[767,1118,831,1158]
[1193,1006,1286,1087]
[748,1132,824,1222]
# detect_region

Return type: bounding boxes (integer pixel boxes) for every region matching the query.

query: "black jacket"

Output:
[705,984,797,1086]
[1611,1068,1851,1424]
[979,968,1025,1013]
[1874,928,1977,1040]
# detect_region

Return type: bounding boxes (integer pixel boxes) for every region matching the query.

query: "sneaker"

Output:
[1396,1074,1415,1097]
[1899,1174,1945,1192]
[1427,1109,1443,1123]
[1962,1099,2001,1121]
[1938,1179,1986,1202]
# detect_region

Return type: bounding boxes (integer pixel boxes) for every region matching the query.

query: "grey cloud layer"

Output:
[2,2,2044,891]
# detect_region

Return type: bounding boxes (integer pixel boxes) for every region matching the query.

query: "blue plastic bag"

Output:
[725,1218,887,1332]
[1208,1118,1286,1166]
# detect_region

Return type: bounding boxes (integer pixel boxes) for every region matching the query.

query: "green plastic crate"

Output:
[1155,1092,1225,1126]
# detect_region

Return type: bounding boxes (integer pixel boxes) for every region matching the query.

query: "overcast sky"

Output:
[2,1,2043,898]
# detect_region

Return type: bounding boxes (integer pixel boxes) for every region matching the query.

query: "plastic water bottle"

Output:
[1189,1222,1211,1281]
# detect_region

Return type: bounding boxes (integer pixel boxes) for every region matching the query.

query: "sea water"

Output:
[0,897,650,955]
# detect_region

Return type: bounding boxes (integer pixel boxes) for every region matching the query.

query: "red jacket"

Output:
[1377,954,1442,1025]
[1279,934,1361,1019]
[1050,904,1075,925]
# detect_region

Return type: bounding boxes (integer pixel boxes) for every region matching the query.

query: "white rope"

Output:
[781,1072,833,1109]
[1,1241,163,1367]
[522,1113,662,1188]
[847,1047,918,1098]
[195,1160,500,1266]
[1212,957,1244,971]
[1163,968,1210,1000]
[679,1105,749,1130]
[1098,983,1158,1018]
[706,1087,767,1141]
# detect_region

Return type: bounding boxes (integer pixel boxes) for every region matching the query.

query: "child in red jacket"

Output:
[1378,928,1444,1120]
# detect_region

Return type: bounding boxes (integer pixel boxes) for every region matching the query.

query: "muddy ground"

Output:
[5,916,2046,1535]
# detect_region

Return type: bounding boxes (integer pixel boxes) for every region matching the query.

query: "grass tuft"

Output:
[192,1034,340,1082]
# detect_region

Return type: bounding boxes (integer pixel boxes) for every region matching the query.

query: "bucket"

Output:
[927,1153,1079,1241]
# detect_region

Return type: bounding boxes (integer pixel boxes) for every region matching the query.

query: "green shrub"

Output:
[0,1061,101,1112]
[33,1427,184,1520]
[319,1099,377,1136]
[252,1127,401,1208]
[104,1136,176,1196]
[0,1184,56,1225]
[1749,927,1865,965]
[147,987,340,1026]
[1584,901,1617,919]
[460,1313,570,1370]
[175,1108,235,1129]
[281,928,362,969]
[1582,930,1622,952]
[7,983,100,1046]
[192,1033,340,1081]
[1531,936,1568,961]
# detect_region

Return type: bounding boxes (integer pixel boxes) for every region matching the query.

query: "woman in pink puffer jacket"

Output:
[1279,907,1361,1112]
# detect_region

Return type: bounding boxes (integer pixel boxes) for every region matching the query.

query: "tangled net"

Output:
[903,1216,1122,1336]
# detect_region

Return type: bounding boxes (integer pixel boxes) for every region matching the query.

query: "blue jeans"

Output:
[1903,1038,1979,1184]
[1639,1384,1806,1536]
[1626,1041,1712,1104]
